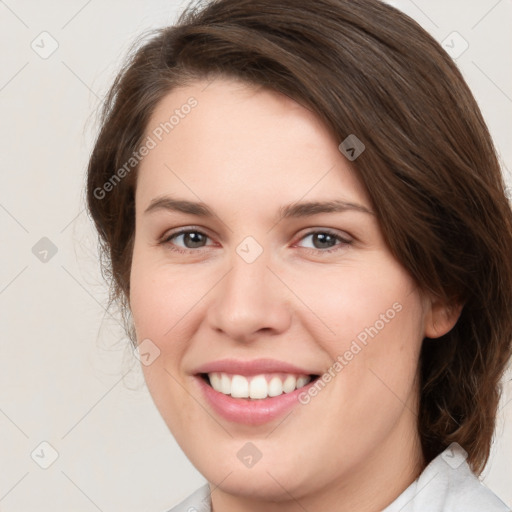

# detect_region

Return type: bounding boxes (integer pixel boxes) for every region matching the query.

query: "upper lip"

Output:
[193,358,318,377]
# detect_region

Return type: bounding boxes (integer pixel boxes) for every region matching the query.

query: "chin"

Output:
[190,445,322,502]
[208,468,306,502]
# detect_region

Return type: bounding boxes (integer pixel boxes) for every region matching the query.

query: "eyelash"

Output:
[159,228,352,255]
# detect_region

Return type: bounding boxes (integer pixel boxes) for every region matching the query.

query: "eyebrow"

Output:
[279,199,374,218]
[143,196,374,219]
[144,196,212,216]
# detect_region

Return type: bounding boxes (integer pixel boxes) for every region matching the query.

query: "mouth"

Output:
[192,358,323,424]
[198,372,320,400]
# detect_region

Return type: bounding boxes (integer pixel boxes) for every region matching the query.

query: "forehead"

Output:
[136,78,370,211]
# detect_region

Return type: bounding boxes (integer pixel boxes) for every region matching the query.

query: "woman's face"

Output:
[129,78,449,505]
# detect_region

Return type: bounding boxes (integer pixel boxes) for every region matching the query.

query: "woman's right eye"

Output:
[160,229,213,253]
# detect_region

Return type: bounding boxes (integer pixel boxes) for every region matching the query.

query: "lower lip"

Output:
[194,375,315,426]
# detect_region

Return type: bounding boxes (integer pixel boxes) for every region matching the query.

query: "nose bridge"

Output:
[207,242,291,339]
[223,230,272,291]
[224,246,273,309]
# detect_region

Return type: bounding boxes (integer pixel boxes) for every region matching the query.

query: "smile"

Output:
[203,372,313,399]
[191,359,322,425]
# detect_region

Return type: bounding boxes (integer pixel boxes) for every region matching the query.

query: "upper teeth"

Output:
[208,372,311,399]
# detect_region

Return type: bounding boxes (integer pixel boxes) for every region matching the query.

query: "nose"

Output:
[206,250,292,343]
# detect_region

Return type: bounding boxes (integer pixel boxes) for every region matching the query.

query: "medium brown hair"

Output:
[86,0,512,474]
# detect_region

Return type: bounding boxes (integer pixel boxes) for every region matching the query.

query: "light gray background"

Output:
[1,0,511,510]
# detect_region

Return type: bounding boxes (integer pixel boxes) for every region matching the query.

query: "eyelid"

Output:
[160,226,216,246]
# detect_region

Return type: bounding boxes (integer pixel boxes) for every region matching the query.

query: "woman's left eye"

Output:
[295,230,352,253]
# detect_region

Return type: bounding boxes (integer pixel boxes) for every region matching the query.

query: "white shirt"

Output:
[167,444,510,511]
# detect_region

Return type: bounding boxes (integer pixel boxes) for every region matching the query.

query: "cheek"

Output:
[129,249,208,346]
[129,254,203,431]
[290,257,425,411]
[289,263,424,456]
[286,256,420,350]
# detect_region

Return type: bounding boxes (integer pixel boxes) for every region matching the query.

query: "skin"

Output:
[129,77,460,512]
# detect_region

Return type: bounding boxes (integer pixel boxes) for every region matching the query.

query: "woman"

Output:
[86,0,512,510]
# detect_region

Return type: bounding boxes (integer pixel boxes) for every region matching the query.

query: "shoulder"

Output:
[165,484,211,512]
[384,444,510,512]
[442,454,510,512]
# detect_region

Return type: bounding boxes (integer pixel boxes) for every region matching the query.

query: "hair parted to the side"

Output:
[86,0,512,475]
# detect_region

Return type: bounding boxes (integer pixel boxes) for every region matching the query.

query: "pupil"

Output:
[185,232,205,248]
[314,233,336,249]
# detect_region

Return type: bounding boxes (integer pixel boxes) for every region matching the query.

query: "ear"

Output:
[424,296,463,339]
